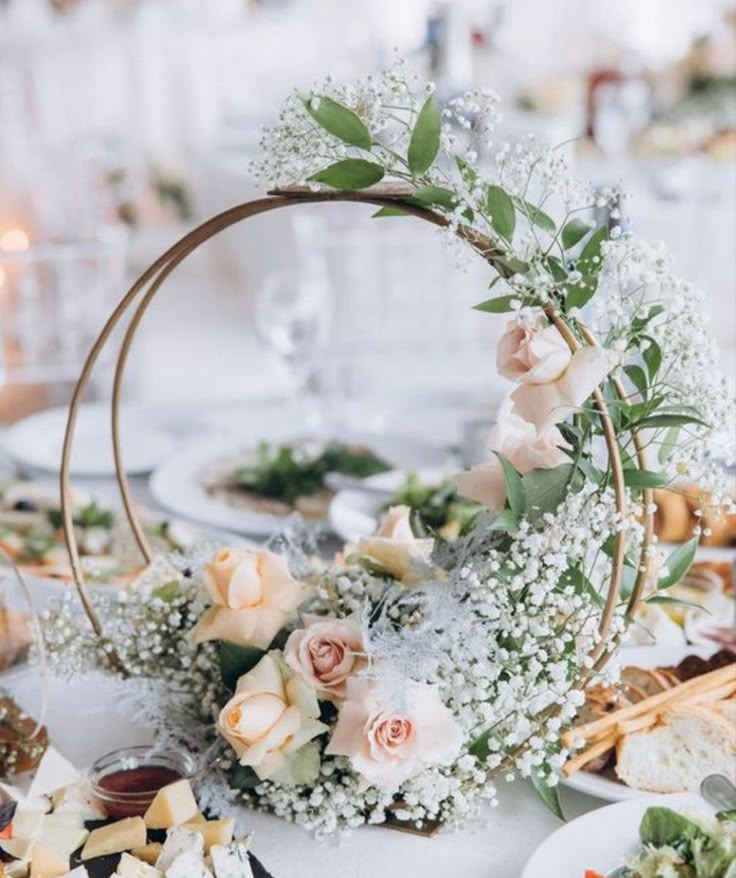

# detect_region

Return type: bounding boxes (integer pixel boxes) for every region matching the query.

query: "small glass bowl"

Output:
[88,745,196,819]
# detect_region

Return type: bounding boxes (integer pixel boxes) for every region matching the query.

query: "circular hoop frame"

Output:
[60,187,653,673]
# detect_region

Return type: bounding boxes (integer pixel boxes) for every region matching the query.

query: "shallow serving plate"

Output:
[150,437,449,537]
[4,404,177,477]
[521,792,714,878]
[561,643,721,802]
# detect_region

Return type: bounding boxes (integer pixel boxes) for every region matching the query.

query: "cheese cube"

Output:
[80,817,146,861]
[165,851,212,878]
[6,860,32,878]
[143,781,198,830]
[29,844,68,878]
[0,837,35,860]
[11,810,44,839]
[130,844,162,866]
[36,823,89,860]
[27,750,78,800]
[180,820,234,854]
[115,853,162,878]
[210,841,253,878]
[60,869,88,878]
[51,783,105,822]
[155,827,203,872]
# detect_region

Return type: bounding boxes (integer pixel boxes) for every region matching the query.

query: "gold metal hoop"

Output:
[60,186,652,671]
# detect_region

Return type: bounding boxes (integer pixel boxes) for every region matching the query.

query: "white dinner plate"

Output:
[328,467,454,542]
[521,792,714,878]
[561,643,721,802]
[150,437,449,537]
[4,404,177,477]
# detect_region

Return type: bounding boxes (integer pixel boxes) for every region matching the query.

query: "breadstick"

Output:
[680,680,736,707]
[616,714,657,736]
[562,663,736,747]
[562,731,617,777]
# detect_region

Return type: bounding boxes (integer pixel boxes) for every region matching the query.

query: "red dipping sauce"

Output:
[88,746,196,819]
[97,766,182,818]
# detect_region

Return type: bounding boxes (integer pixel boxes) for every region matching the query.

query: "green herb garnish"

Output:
[384,472,480,540]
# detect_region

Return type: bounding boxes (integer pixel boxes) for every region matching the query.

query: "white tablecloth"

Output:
[8,670,605,878]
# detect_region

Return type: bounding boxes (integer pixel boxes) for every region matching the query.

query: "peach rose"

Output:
[325,677,463,792]
[497,318,614,433]
[191,547,306,650]
[349,506,434,583]
[454,413,569,511]
[217,651,328,783]
[284,615,367,700]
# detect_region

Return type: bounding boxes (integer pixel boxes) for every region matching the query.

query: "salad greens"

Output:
[234,441,391,505]
[384,472,481,540]
[598,806,736,878]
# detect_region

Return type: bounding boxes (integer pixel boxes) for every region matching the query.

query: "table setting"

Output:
[1,3,736,876]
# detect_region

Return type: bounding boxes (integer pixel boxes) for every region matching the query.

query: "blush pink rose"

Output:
[455,413,569,511]
[284,615,367,700]
[191,547,306,650]
[497,319,572,384]
[325,677,463,792]
[497,318,614,433]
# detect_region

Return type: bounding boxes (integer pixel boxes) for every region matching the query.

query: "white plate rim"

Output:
[521,792,714,878]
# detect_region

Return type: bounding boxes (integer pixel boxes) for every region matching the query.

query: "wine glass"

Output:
[253,265,333,432]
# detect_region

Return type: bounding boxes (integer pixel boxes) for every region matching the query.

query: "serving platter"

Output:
[521,792,714,878]
[151,437,448,537]
[561,643,720,802]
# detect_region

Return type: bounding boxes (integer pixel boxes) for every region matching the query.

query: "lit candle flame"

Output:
[0,228,30,253]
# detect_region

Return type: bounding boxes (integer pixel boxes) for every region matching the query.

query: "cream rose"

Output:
[191,547,306,650]
[284,615,367,700]
[217,652,328,784]
[325,677,463,792]
[349,505,434,583]
[498,318,614,433]
[455,413,569,511]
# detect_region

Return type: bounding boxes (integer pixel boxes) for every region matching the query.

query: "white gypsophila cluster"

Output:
[590,233,736,509]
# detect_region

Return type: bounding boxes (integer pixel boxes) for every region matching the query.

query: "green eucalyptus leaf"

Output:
[302,95,372,149]
[561,218,593,250]
[565,275,599,310]
[513,197,556,234]
[576,457,604,485]
[657,537,699,590]
[577,225,608,270]
[488,508,520,533]
[219,641,265,691]
[643,338,662,379]
[522,464,577,517]
[562,567,603,607]
[635,413,709,430]
[623,468,670,489]
[408,95,442,175]
[531,770,565,821]
[495,453,526,517]
[657,425,681,465]
[309,159,384,190]
[486,185,516,241]
[372,206,411,218]
[623,364,648,399]
[229,763,261,790]
[411,184,459,211]
[646,595,711,613]
[473,295,517,313]
[545,255,568,283]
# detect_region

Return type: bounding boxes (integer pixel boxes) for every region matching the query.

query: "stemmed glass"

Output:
[253,264,333,433]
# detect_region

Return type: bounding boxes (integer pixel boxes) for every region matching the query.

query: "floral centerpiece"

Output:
[44,59,735,837]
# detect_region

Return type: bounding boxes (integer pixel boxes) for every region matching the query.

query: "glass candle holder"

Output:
[88,745,196,819]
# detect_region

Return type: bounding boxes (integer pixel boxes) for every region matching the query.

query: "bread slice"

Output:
[615,706,736,792]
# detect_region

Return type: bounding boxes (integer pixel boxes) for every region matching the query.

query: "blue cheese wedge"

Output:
[210,841,253,878]
[155,827,204,872]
